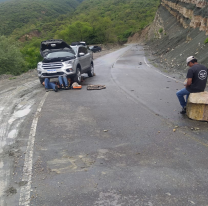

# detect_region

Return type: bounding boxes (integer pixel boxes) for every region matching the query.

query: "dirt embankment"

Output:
[128,0,208,77]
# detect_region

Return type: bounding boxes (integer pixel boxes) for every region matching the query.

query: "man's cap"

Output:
[186,56,196,65]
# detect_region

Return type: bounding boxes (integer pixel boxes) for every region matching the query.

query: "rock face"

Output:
[186,91,208,121]
[161,0,208,34]
[128,0,208,72]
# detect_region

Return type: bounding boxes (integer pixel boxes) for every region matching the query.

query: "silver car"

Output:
[37,39,94,84]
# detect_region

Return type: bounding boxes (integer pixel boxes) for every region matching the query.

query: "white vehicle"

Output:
[37,39,94,84]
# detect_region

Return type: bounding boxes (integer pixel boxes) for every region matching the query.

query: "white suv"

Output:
[37,39,94,84]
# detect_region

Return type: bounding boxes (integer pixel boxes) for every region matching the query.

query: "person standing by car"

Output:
[176,56,208,114]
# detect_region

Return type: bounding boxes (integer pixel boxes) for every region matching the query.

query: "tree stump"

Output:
[186,91,208,121]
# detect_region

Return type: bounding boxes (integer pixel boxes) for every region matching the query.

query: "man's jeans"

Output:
[176,88,190,108]
[58,76,68,87]
[44,78,56,90]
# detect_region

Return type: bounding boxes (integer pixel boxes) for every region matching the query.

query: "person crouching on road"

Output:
[176,56,208,114]
[42,78,58,92]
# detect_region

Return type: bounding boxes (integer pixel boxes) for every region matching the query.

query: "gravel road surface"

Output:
[0,45,208,206]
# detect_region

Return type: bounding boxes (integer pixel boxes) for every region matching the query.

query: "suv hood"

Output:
[40,39,72,57]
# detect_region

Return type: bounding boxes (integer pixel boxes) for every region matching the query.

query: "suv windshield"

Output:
[46,51,75,58]
[71,46,78,54]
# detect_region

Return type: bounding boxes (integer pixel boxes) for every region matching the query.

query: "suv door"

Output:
[83,47,91,69]
[78,47,86,70]
[78,46,91,71]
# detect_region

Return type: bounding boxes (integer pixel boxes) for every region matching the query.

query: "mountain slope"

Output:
[55,0,160,43]
[0,0,83,36]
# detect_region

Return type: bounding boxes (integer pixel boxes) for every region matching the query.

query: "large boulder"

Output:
[186,91,208,121]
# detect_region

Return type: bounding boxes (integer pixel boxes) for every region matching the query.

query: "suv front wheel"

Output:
[73,67,81,84]
[87,64,94,77]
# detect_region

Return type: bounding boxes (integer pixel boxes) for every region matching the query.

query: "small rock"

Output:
[173,129,176,132]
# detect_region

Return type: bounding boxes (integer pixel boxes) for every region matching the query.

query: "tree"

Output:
[0,36,26,75]
[21,39,42,70]
[56,21,93,43]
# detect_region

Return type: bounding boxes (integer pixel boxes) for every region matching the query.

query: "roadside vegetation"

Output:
[0,36,26,75]
[204,37,208,44]
[0,0,160,75]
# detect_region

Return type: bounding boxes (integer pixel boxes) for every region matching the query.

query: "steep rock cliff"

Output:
[129,0,208,72]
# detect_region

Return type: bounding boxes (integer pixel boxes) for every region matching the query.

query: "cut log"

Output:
[186,91,208,121]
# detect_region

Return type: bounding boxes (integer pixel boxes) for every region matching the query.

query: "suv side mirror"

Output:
[79,52,85,57]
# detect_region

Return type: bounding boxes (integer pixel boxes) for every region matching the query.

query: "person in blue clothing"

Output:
[176,56,208,114]
[58,75,70,89]
[43,78,59,92]
[42,76,70,92]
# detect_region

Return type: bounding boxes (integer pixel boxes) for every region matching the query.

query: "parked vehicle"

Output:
[89,45,102,53]
[37,39,94,84]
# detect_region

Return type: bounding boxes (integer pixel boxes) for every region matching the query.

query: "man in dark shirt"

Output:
[176,56,208,114]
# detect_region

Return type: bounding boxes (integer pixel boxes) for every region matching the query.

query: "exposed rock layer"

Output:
[128,0,208,73]
[161,0,208,34]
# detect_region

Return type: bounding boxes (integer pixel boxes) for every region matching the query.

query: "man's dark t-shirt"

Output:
[186,64,208,93]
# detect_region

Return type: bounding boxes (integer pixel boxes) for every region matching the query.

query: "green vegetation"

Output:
[0,0,160,75]
[159,28,163,33]
[21,39,43,70]
[56,0,160,43]
[9,77,16,80]
[0,36,26,75]
[0,0,82,36]
[204,37,208,44]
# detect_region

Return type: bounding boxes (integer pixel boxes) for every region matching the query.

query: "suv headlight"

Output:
[65,60,74,71]
[66,60,74,66]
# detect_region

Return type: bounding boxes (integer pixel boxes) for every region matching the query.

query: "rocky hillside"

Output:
[129,0,208,73]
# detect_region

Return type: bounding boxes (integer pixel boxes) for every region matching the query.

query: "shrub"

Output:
[21,39,42,70]
[204,37,208,44]
[0,36,26,75]
[159,28,163,33]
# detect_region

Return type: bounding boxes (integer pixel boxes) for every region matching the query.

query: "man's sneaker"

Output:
[180,107,186,114]
[54,85,58,92]
[45,88,49,92]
